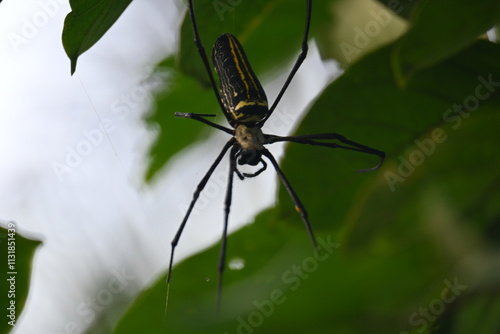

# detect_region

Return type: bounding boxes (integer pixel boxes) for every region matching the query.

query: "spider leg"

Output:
[167,139,235,288]
[175,112,234,135]
[264,133,385,172]
[216,145,239,314]
[234,166,245,181]
[261,0,312,123]
[186,0,231,124]
[262,148,318,250]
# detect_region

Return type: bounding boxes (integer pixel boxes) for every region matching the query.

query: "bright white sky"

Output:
[0,0,337,332]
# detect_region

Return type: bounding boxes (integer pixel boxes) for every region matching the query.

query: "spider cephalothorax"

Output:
[234,125,265,166]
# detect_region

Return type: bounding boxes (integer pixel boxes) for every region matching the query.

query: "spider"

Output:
[167,0,385,311]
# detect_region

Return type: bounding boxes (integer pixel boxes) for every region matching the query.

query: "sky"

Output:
[0,0,338,332]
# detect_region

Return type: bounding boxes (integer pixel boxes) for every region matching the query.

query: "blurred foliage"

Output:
[390,0,500,85]
[0,223,41,334]
[60,0,500,333]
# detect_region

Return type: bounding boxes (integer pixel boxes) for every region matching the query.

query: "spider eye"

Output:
[238,149,261,166]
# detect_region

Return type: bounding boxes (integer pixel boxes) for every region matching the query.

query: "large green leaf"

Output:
[62,0,133,74]
[276,38,500,333]
[115,35,500,333]
[0,223,42,334]
[108,0,500,332]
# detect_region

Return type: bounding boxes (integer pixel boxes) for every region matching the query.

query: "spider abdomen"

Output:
[212,33,268,126]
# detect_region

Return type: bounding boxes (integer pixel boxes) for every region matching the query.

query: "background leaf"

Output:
[62,0,133,74]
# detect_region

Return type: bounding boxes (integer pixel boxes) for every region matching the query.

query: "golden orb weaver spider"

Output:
[167,0,385,312]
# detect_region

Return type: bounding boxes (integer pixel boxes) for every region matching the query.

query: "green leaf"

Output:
[0,223,42,334]
[391,0,500,85]
[62,0,133,74]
